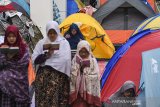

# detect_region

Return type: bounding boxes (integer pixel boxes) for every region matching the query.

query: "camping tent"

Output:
[67,0,84,16]
[133,14,160,35]
[138,48,160,107]
[93,0,155,44]
[0,0,30,16]
[67,0,98,16]
[59,13,115,59]
[146,0,156,11]
[100,0,155,11]
[101,29,160,102]
[141,0,155,11]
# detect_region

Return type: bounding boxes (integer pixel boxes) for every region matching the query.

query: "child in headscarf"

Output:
[32,21,71,107]
[70,40,101,107]
[104,80,137,107]
[64,23,84,50]
[0,25,30,107]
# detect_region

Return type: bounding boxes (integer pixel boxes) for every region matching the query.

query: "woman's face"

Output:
[123,88,135,97]
[48,29,57,42]
[7,33,17,45]
[71,29,77,35]
[79,47,89,59]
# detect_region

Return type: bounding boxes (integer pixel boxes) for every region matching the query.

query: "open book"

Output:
[43,44,60,50]
[76,56,90,67]
[0,47,19,54]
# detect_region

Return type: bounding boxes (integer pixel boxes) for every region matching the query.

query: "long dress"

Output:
[32,21,71,107]
[70,40,101,107]
[0,49,30,107]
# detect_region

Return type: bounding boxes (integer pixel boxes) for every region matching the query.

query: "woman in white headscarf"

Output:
[70,40,101,107]
[32,21,71,107]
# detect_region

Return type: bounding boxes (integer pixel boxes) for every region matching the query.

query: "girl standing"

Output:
[70,40,101,107]
[0,25,30,107]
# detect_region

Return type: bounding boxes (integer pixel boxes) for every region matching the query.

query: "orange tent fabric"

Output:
[28,59,35,86]
[106,30,134,44]
[148,0,155,11]
[100,0,107,5]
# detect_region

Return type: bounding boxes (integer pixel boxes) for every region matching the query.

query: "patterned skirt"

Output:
[0,91,30,107]
[34,65,70,107]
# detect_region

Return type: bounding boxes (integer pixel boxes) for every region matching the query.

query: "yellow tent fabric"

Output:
[59,13,115,59]
[133,15,160,35]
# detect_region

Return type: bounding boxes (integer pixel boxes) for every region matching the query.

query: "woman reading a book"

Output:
[70,40,101,107]
[32,21,71,107]
[0,25,30,107]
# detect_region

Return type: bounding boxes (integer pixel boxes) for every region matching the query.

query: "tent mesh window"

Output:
[102,6,147,30]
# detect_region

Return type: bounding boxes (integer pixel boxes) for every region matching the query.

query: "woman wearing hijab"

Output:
[70,40,101,107]
[103,81,137,107]
[0,25,30,107]
[32,21,71,107]
[64,23,84,50]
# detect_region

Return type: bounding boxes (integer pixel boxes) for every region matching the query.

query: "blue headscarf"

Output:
[64,23,84,49]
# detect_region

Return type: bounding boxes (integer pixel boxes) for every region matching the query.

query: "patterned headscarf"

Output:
[76,40,92,59]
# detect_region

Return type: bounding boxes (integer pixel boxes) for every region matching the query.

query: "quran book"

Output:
[0,47,19,54]
[43,44,60,50]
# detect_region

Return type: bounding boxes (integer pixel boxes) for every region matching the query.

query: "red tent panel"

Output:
[101,30,160,101]
[0,4,15,12]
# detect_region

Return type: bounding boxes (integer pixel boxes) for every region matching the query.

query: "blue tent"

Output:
[67,0,79,16]
[138,48,160,107]
[11,0,30,15]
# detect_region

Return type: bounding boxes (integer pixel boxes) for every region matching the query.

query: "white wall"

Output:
[30,0,53,36]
